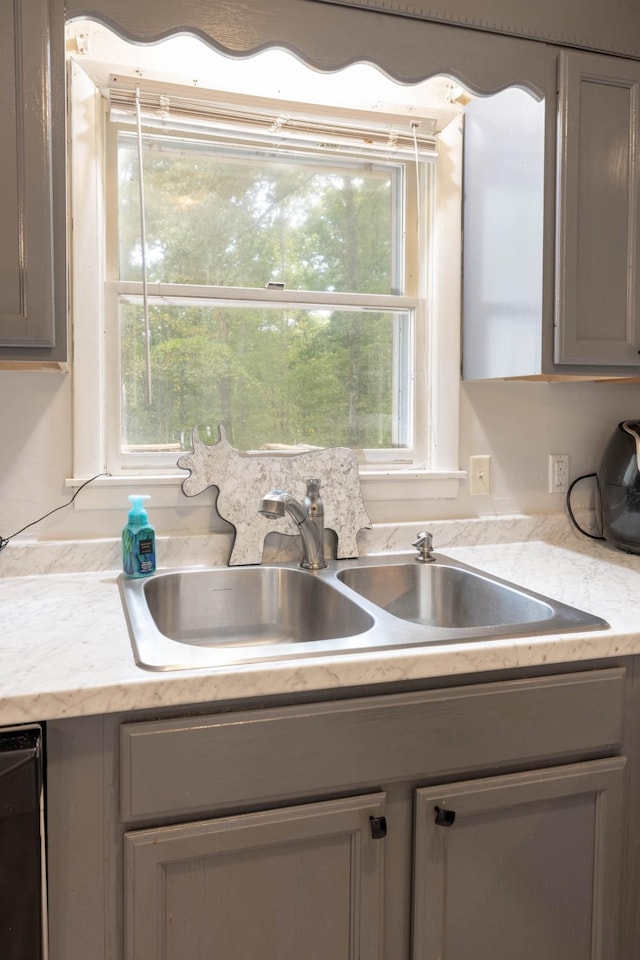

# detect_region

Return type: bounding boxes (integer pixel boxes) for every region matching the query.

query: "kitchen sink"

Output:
[119,565,374,671]
[119,554,608,671]
[336,561,554,628]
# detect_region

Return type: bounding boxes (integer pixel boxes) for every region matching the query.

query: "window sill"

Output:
[359,469,466,481]
[66,469,466,512]
[359,470,465,503]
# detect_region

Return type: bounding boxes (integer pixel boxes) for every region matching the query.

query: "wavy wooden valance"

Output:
[64,0,552,96]
[66,0,640,63]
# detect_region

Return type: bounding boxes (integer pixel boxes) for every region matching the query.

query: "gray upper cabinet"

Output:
[0,0,66,366]
[555,50,640,368]
[463,45,640,380]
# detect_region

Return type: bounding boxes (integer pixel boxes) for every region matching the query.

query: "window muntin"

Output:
[118,297,412,452]
[117,132,403,295]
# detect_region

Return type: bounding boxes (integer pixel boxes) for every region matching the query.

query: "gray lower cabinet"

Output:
[123,759,626,960]
[413,758,626,960]
[125,793,386,960]
[46,666,632,960]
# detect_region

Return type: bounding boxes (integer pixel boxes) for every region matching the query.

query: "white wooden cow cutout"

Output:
[177,425,371,565]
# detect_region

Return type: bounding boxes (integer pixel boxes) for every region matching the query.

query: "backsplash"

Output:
[0,513,594,578]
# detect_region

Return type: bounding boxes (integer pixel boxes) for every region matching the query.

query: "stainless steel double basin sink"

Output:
[118,553,608,671]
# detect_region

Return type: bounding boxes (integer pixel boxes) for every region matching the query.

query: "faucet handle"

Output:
[412,530,435,563]
[304,478,324,517]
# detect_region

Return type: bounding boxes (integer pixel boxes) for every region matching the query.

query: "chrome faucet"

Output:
[259,478,327,570]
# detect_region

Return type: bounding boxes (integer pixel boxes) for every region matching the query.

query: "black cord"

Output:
[0,473,110,552]
[565,472,606,541]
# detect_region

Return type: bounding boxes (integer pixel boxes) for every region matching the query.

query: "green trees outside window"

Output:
[117,132,412,452]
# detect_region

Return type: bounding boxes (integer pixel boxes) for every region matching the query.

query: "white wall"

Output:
[2,368,639,543]
[2,0,639,546]
[458,380,640,517]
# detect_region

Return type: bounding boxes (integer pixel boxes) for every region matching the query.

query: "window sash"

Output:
[114,125,410,296]
[104,282,424,472]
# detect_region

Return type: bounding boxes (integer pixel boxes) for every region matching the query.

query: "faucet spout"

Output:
[259,479,327,570]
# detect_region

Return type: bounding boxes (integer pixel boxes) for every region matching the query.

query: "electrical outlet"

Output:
[548,454,569,494]
[469,455,491,495]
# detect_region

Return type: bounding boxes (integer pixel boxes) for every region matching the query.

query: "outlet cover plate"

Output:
[548,454,569,494]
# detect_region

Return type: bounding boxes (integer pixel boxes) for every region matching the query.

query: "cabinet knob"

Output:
[369,815,387,839]
[434,805,456,827]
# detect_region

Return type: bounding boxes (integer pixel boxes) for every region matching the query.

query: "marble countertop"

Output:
[1,523,639,726]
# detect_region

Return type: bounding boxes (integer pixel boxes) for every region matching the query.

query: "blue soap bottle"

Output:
[122,495,156,578]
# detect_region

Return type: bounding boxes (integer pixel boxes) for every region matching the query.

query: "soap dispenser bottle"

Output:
[122,494,156,578]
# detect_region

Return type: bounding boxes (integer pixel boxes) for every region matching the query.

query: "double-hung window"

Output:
[69,26,464,507]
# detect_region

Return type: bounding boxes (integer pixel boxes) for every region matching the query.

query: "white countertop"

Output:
[1,524,639,727]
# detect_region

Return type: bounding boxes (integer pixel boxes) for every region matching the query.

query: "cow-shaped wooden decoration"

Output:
[177,425,371,566]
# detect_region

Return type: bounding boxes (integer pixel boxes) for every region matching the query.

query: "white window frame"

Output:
[68,55,464,517]
[106,120,421,472]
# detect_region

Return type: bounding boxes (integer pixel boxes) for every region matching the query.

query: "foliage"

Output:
[118,132,407,451]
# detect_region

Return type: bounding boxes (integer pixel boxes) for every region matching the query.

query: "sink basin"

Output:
[119,565,374,671]
[119,554,608,671]
[337,562,554,628]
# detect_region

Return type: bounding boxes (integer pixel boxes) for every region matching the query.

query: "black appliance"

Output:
[598,419,640,554]
[0,725,46,959]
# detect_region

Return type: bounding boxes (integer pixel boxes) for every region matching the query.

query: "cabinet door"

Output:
[0,0,59,357]
[556,50,640,366]
[413,757,626,960]
[125,792,386,960]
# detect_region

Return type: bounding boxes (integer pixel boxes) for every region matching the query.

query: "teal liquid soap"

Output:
[122,494,156,578]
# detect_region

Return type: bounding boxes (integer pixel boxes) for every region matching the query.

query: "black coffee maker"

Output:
[598,420,640,554]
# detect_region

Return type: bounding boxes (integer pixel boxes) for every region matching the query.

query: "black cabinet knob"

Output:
[434,805,456,827]
[369,815,387,839]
